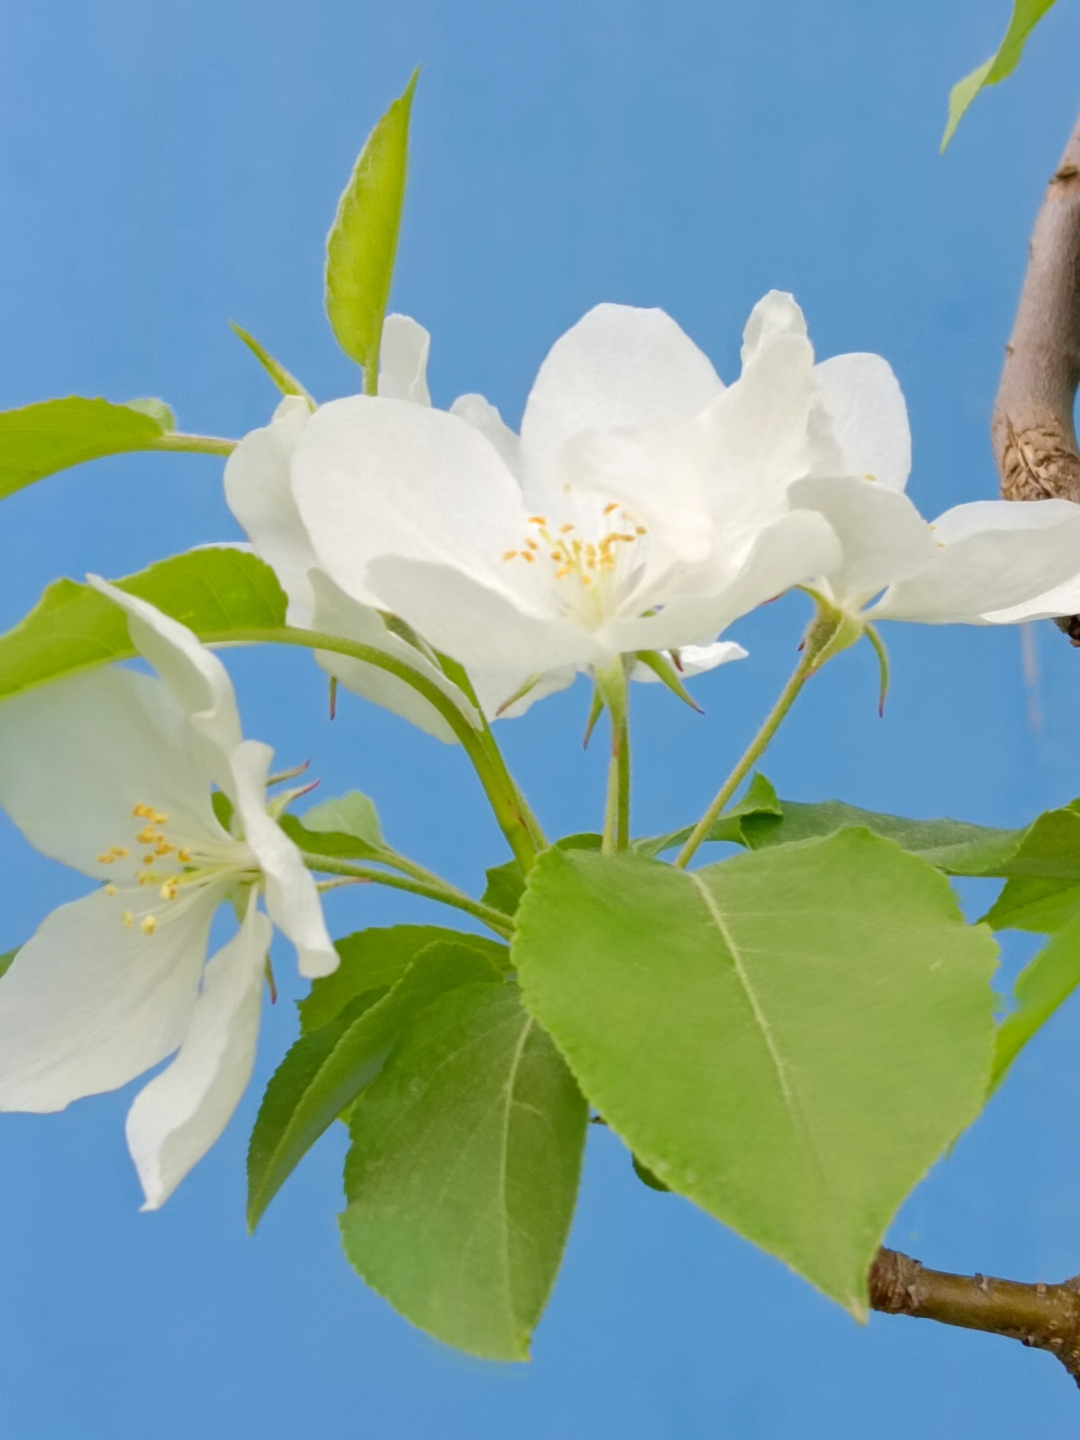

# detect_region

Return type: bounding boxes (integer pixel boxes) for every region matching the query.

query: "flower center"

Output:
[501,504,649,627]
[97,800,256,936]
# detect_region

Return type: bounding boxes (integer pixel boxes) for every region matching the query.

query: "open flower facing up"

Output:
[0,582,335,1210]
[280,293,884,714]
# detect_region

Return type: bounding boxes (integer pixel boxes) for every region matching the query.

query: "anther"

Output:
[153,813,168,825]
[137,826,156,845]
[502,550,518,562]
[527,515,547,525]
[559,523,575,533]
[160,881,178,901]
[105,884,117,897]
[603,502,619,515]
[141,915,157,935]
[177,848,191,863]
[122,910,134,929]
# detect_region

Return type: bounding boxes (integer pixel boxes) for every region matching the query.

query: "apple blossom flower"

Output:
[0,581,336,1210]
[286,294,859,706]
[787,356,1080,629]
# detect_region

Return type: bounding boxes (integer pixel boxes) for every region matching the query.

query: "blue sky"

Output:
[2,1,1080,1434]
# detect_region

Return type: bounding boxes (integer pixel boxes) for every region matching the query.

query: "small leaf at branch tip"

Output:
[267,759,311,787]
[941,0,1060,150]
[229,321,316,406]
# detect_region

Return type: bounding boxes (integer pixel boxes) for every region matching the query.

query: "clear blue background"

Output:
[1,1,1079,1434]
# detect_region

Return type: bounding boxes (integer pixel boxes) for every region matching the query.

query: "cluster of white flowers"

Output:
[2,289,1079,1207]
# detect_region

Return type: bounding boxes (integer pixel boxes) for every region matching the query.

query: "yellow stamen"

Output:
[527,515,547,525]
[97,852,114,865]
[177,848,191,863]
[502,550,518,562]
[112,847,128,858]
[603,502,619,515]
[105,884,117,897]
[122,910,134,930]
[136,826,156,845]
[154,842,172,856]
[160,881,178,901]
[559,523,575,533]
[522,552,535,563]
[141,915,157,935]
[143,854,155,866]
[153,812,168,825]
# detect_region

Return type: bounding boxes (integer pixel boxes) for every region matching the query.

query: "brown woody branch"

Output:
[993,111,1080,640]
[869,1248,1080,1384]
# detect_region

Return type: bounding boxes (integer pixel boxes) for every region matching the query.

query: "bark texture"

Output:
[993,113,1080,640]
[869,1248,1080,1385]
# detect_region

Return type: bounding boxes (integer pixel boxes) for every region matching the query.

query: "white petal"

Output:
[365,555,603,674]
[740,291,808,366]
[87,578,243,783]
[470,663,577,720]
[563,420,715,565]
[223,396,318,627]
[872,501,1080,623]
[449,393,521,476]
[700,326,821,555]
[631,641,747,682]
[0,667,223,878]
[519,303,723,506]
[126,899,271,1210]
[982,573,1080,623]
[604,509,842,654]
[229,740,337,979]
[378,314,432,406]
[812,353,911,492]
[788,477,936,604]
[0,884,213,1112]
[308,569,478,743]
[292,396,529,602]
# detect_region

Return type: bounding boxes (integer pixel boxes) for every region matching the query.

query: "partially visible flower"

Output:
[788,372,1080,632]
[0,582,335,1210]
[287,294,863,707]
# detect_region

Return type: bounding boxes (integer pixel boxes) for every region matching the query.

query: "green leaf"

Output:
[0,549,287,704]
[992,907,1080,1090]
[744,797,1025,875]
[229,323,315,405]
[985,877,1080,933]
[248,939,503,1229]
[0,949,19,981]
[0,396,174,500]
[942,0,1059,149]
[299,924,510,1034]
[325,71,418,388]
[340,980,587,1360]
[634,772,782,859]
[513,834,997,1315]
[295,791,384,856]
[482,833,603,918]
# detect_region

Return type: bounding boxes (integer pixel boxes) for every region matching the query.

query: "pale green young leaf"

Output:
[513,834,997,1315]
[340,981,587,1360]
[325,71,418,386]
[300,791,384,852]
[229,323,315,406]
[992,908,1080,1091]
[248,940,503,1229]
[0,396,173,500]
[985,877,1080,933]
[0,549,287,704]
[943,0,1059,149]
[298,924,510,1034]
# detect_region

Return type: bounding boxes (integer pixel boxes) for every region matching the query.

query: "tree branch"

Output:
[993,111,1080,639]
[869,1248,1080,1384]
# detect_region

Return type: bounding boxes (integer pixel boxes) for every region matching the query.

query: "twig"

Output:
[869,1248,1080,1385]
[993,111,1080,639]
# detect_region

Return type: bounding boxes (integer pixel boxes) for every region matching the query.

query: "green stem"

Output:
[205,625,538,873]
[302,853,514,939]
[149,433,238,457]
[599,663,631,855]
[674,606,843,870]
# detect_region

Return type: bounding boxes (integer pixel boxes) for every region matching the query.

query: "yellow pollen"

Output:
[527,515,547,525]
[105,884,117,897]
[160,880,179,901]
[141,915,157,935]
[603,502,619,515]
[635,526,646,535]
[559,523,575,533]
[556,566,571,579]
[122,910,134,929]
[153,812,168,825]
[97,852,114,865]
[113,847,128,858]
[177,848,191,863]
[502,550,518,562]
[522,551,535,563]
[525,538,539,551]
[154,842,172,856]
[136,826,157,845]
[143,854,155,866]
[132,803,153,818]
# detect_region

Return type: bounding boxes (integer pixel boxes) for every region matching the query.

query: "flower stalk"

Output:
[674,603,844,869]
